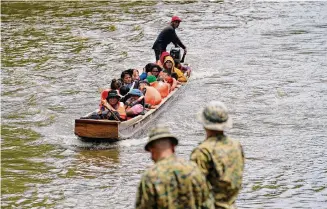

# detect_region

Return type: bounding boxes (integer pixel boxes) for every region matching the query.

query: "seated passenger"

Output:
[146,75,158,88]
[147,75,170,98]
[140,63,156,80]
[162,55,187,82]
[102,90,126,121]
[124,89,145,117]
[111,78,122,91]
[158,51,170,67]
[132,69,140,81]
[86,90,126,121]
[139,80,162,108]
[174,59,191,77]
[120,86,129,96]
[149,64,162,80]
[99,79,122,111]
[119,85,130,104]
[121,70,139,90]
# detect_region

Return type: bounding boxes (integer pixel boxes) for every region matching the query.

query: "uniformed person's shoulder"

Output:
[193,136,218,152]
[225,136,243,149]
[174,157,200,169]
[163,156,199,171]
[141,165,156,179]
[190,141,213,163]
[143,160,165,178]
[142,156,192,178]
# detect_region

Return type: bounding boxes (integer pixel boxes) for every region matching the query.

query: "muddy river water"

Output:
[1,1,327,208]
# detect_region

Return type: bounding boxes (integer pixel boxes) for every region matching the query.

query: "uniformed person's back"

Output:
[136,125,214,209]
[190,101,244,209]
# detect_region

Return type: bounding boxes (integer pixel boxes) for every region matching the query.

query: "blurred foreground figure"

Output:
[191,101,245,209]
[136,125,214,209]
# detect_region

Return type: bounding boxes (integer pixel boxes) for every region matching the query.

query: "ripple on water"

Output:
[1,1,327,208]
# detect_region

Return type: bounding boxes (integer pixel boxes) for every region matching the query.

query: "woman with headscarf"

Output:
[161,55,187,82]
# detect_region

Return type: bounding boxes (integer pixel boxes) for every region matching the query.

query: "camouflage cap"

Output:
[145,125,178,151]
[197,101,233,131]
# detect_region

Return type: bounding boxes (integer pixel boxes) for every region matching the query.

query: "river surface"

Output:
[1,1,327,208]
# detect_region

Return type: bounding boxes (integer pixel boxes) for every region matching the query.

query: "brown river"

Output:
[1,1,327,208]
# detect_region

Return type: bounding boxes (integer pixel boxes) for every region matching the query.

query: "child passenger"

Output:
[124,89,144,117]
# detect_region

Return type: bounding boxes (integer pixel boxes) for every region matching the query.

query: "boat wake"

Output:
[118,136,148,147]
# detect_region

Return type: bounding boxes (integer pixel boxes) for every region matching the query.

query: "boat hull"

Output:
[75,119,119,140]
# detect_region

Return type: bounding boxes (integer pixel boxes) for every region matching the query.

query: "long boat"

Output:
[74,72,190,142]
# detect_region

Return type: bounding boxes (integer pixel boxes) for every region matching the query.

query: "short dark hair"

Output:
[126,69,134,75]
[120,86,130,96]
[150,64,162,72]
[171,72,178,80]
[145,63,156,73]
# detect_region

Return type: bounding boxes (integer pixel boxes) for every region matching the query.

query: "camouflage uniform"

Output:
[190,134,244,209]
[135,154,214,209]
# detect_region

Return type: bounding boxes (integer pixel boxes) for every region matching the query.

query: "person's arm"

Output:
[192,165,215,209]
[101,99,116,111]
[171,29,186,49]
[190,148,211,177]
[135,174,156,209]
[174,68,187,82]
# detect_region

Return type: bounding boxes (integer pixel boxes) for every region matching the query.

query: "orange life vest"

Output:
[116,102,126,120]
[144,86,162,105]
[99,89,110,109]
[155,81,170,98]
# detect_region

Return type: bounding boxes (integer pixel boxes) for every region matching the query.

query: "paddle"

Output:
[104,103,121,121]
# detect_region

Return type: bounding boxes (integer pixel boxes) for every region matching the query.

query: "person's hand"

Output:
[127,101,137,107]
[183,48,187,54]
[151,105,158,109]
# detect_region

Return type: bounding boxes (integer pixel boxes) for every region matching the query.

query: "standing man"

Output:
[152,16,187,63]
[136,125,214,209]
[190,101,245,209]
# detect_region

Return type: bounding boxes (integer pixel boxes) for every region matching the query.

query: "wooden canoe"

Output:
[74,80,189,141]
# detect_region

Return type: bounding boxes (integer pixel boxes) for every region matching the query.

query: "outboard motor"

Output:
[170,47,181,61]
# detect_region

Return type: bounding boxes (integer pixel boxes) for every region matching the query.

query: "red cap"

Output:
[171,16,182,22]
[160,51,170,65]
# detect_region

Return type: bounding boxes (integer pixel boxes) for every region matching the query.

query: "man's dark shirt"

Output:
[152,25,185,51]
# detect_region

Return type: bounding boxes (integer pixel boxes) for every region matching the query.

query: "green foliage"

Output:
[108,25,117,32]
[119,1,157,7]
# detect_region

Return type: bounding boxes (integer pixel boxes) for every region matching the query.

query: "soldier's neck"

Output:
[205,129,224,138]
[154,150,175,162]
